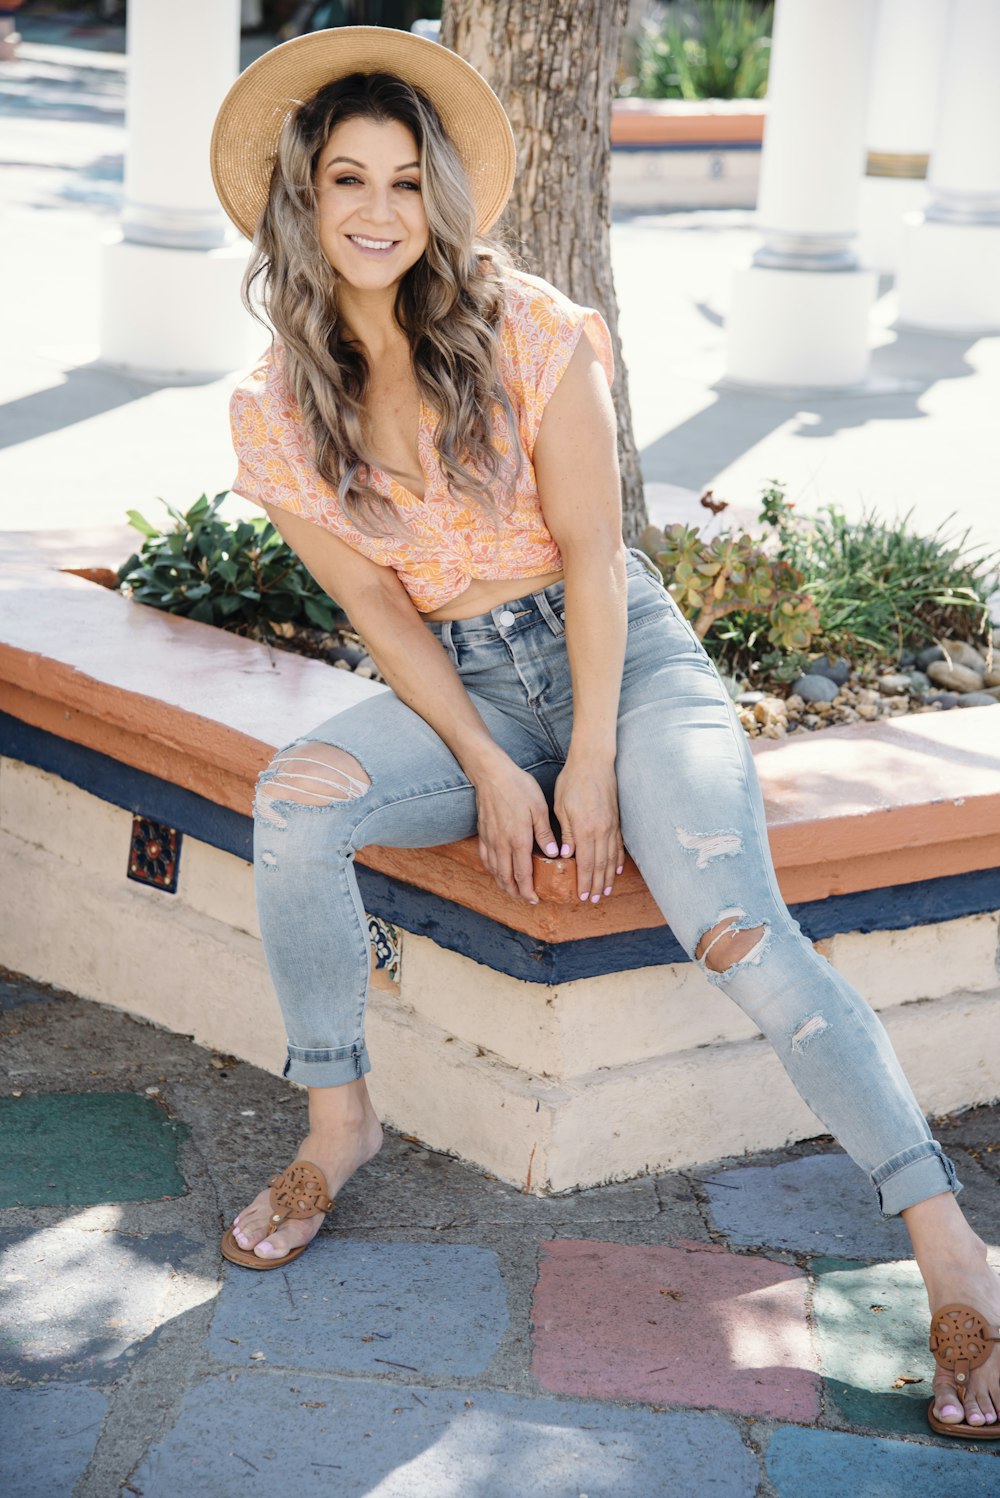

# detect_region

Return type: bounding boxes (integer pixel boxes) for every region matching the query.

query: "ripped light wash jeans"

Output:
[252,549,960,1218]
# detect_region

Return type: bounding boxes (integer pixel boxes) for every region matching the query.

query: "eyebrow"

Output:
[325,156,420,171]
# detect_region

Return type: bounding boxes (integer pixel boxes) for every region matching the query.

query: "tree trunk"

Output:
[440,0,648,545]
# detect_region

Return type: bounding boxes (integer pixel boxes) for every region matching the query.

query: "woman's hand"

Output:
[554,754,625,904]
[473,757,560,904]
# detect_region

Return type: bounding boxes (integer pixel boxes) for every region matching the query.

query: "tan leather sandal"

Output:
[220,1160,334,1270]
[927,1302,1000,1438]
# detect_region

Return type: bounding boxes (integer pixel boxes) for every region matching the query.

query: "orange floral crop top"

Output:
[228,270,614,614]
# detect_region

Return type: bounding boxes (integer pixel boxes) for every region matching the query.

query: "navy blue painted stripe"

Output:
[0,710,253,861]
[4,712,998,984]
[611,141,761,154]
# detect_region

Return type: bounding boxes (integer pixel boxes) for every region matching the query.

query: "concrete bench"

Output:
[2,533,999,1192]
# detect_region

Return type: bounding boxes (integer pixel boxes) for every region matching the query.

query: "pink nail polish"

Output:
[604,886,612,896]
[579,891,589,901]
[616,865,624,875]
[591,894,600,903]
[561,845,571,857]
[545,842,558,856]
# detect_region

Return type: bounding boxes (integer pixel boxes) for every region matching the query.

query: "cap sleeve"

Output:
[228,346,336,522]
[503,272,615,452]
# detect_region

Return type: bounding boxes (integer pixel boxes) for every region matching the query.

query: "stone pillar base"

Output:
[724,262,878,388]
[99,234,264,382]
[897,213,1000,334]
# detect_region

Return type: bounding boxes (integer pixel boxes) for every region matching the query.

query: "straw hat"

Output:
[210,26,517,241]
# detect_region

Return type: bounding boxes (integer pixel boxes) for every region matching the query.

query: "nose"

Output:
[360,182,396,228]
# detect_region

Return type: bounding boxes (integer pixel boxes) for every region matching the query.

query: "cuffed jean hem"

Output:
[282,1041,371,1088]
[871,1142,962,1218]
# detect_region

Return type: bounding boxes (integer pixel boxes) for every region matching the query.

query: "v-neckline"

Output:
[370,394,432,507]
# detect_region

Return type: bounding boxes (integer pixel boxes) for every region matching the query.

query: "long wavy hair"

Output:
[243,71,525,538]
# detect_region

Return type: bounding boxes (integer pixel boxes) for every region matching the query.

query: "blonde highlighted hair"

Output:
[243,70,525,537]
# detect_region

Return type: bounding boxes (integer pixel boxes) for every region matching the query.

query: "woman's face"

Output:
[314,116,429,290]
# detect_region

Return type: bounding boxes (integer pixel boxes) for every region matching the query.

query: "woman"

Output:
[210,27,999,1437]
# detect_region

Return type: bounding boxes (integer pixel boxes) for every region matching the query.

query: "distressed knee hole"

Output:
[260,849,279,868]
[254,742,371,827]
[696,912,769,975]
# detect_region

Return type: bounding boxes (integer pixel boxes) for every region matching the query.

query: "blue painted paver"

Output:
[0,1384,108,1498]
[210,1241,508,1379]
[703,1155,911,1259]
[765,1425,1000,1496]
[813,1257,942,1437]
[0,1229,201,1381]
[133,1370,760,1497]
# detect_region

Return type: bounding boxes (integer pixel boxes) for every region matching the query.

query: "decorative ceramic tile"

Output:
[127,817,180,892]
[367,913,401,992]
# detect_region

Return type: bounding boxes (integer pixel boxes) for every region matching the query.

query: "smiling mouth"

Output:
[347,235,398,250]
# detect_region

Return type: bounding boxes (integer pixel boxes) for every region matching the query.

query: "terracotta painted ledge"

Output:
[2,540,998,945]
[611,98,765,149]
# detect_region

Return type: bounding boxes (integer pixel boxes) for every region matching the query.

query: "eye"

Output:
[334,174,361,185]
[396,180,421,191]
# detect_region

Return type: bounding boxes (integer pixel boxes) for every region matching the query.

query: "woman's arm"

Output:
[259,504,559,902]
[531,332,629,905]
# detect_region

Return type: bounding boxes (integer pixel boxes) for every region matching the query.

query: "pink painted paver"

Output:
[531,1238,820,1421]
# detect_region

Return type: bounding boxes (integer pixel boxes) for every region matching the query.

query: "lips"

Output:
[347,234,398,254]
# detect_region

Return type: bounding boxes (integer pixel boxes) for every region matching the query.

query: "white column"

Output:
[857,0,949,274]
[724,0,879,389]
[897,0,1000,333]
[99,0,261,380]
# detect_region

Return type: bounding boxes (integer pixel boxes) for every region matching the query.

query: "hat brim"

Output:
[210,25,517,241]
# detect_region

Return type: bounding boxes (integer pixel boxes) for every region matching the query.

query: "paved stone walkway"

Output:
[2,969,999,1496]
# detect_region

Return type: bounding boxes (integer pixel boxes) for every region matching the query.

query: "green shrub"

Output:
[623,0,773,101]
[643,482,997,680]
[116,492,344,635]
[641,517,821,657]
[760,486,997,659]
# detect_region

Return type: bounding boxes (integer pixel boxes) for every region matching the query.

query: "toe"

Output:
[932,1375,966,1423]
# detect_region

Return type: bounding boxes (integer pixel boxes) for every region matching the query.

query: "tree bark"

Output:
[440,0,648,545]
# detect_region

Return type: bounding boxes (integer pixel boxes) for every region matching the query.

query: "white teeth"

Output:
[349,235,395,250]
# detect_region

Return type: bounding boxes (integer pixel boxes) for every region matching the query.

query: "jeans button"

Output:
[497,609,516,626]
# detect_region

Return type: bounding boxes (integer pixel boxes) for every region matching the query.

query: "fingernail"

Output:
[561,845,571,857]
[545,842,558,856]
[579,891,589,901]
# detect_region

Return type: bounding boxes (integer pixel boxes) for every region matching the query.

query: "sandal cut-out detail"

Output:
[220,1160,335,1271]
[927,1301,1000,1438]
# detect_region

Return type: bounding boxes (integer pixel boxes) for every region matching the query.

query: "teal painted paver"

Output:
[211,1242,508,1378]
[813,1257,938,1436]
[0,1229,202,1381]
[0,1092,187,1206]
[531,1238,819,1421]
[133,1370,760,1496]
[0,1384,108,1497]
[765,1425,1000,1496]
[703,1155,911,1259]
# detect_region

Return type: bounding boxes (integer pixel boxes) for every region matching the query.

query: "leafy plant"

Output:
[117,492,344,636]
[640,517,821,655]
[624,0,773,101]
[758,485,997,659]
[644,481,997,682]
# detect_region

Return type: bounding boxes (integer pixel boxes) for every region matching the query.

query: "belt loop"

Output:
[630,546,662,581]
[440,618,458,664]
[534,591,564,636]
